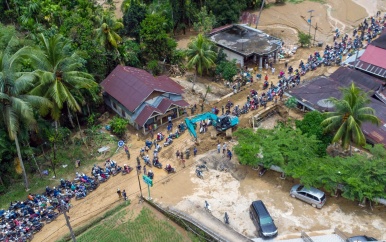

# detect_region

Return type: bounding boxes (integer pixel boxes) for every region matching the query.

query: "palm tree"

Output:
[186,34,216,76]
[29,34,97,171]
[30,34,97,122]
[95,11,124,50]
[0,37,51,190]
[321,82,380,155]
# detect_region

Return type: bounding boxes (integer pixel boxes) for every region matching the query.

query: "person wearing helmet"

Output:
[148,170,154,179]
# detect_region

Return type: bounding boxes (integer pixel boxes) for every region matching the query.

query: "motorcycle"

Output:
[153,158,162,169]
[164,137,173,147]
[111,166,122,176]
[164,166,176,174]
[75,191,87,200]
[143,157,152,167]
[122,166,133,175]
[196,163,208,171]
[196,169,203,179]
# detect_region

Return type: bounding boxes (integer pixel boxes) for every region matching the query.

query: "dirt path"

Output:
[32,1,386,241]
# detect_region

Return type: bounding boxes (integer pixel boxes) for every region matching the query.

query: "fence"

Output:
[334,228,348,241]
[301,231,314,242]
[143,198,229,241]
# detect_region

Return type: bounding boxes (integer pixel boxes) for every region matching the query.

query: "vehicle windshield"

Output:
[296,185,304,192]
[260,216,273,225]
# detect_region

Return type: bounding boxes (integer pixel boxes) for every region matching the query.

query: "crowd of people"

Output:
[288,12,386,76]
[0,181,77,241]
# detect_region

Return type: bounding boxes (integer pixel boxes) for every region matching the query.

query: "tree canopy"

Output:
[233,127,386,203]
[321,83,380,153]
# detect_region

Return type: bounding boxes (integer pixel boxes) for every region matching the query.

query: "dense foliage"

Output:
[295,111,332,156]
[322,83,380,153]
[234,127,386,203]
[215,60,238,82]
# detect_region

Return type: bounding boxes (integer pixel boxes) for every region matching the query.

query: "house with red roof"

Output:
[100,65,189,133]
[350,30,386,79]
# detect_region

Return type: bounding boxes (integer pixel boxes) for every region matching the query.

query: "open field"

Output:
[72,203,193,242]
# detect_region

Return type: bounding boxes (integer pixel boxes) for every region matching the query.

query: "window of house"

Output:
[112,101,117,110]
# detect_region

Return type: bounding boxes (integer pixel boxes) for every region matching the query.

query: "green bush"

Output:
[146,60,162,76]
[109,116,128,137]
[298,31,312,47]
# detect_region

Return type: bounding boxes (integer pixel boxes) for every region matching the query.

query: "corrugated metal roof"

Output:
[371,31,386,49]
[134,105,162,127]
[359,45,386,69]
[288,67,386,147]
[156,98,173,113]
[353,60,386,78]
[100,65,184,112]
[329,66,383,91]
[172,99,190,107]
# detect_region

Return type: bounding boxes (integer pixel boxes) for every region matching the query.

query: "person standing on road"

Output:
[122,190,127,201]
[227,149,232,160]
[143,165,147,175]
[181,159,186,168]
[271,67,275,75]
[222,143,227,156]
[176,150,180,159]
[221,105,224,115]
[117,188,122,199]
[217,143,221,153]
[193,146,197,156]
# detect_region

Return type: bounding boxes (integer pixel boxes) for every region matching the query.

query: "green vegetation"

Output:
[295,111,332,156]
[109,116,129,137]
[186,34,217,76]
[215,60,238,82]
[58,202,130,242]
[298,31,312,47]
[322,83,380,155]
[75,207,189,242]
[234,126,386,203]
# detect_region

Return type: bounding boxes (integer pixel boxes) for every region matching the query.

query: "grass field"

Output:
[75,206,194,242]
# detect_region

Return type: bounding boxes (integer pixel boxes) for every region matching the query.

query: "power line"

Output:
[41,161,198,241]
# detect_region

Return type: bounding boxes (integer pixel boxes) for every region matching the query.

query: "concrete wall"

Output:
[222,48,244,67]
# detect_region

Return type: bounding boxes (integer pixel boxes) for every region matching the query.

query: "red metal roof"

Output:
[135,105,162,127]
[172,99,190,107]
[359,45,386,69]
[156,98,173,113]
[100,65,184,112]
[156,98,190,113]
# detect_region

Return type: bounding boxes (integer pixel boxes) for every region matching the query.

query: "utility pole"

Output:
[313,23,318,46]
[59,198,76,242]
[255,0,266,28]
[308,10,314,47]
[136,169,143,199]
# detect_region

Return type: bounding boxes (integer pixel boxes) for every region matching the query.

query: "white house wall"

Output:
[222,48,244,67]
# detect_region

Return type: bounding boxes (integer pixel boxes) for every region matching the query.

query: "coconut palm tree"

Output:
[186,34,216,76]
[321,82,380,155]
[30,34,97,122]
[29,34,97,168]
[95,11,124,50]
[0,37,51,190]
